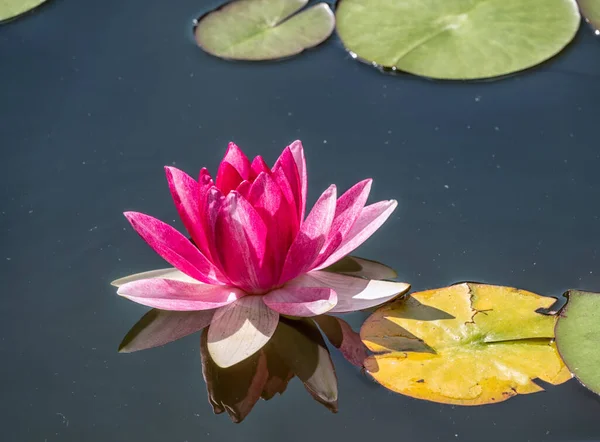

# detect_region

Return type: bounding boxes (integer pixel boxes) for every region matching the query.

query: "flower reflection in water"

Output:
[115,256,403,422]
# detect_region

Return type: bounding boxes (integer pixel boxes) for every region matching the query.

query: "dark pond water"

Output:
[3,0,600,440]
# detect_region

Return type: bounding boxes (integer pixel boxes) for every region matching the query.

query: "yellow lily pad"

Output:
[361,283,572,405]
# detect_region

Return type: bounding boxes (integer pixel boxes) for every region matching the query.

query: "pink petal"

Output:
[236,180,251,199]
[197,168,217,258]
[250,155,271,180]
[263,287,337,317]
[313,315,368,367]
[111,268,196,287]
[207,296,279,368]
[124,212,225,284]
[247,172,295,283]
[165,166,212,258]
[117,278,244,311]
[119,309,215,353]
[289,271,410,313]
[314,179,372,268]
[201,187,225,269]
[312,200,398,271]
[220,142,251,179]
[215,192,268,292]
[215,161,244,195]
[279,185,337,284]
[289,140,307,221]
[273,146,303,222]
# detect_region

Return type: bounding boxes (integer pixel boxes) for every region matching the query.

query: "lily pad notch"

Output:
[194,0,335,61]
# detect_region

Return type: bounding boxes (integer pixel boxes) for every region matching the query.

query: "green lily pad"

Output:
[0,0,47,22]
[578,0,600,33]
[555,290,600,395]
[194,0,335,61]
[335,0,581,80]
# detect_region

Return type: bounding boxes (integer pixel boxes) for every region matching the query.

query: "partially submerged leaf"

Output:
[335,0,580,80]
[324,256,398,280]
[361,283,571,405]
[194,0,335,61]
[0,0,47,23]
[314,315,368,367]
[555,290,600,395]
[119,308,214,353]
[578,0,600,33]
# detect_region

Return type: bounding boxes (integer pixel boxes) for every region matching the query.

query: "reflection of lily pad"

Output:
[361,283,572,405]
[578,0,600,33]
[0,0,47,22]
[555,290,600,395]
[335,0,580,80]
[194,0,335,61]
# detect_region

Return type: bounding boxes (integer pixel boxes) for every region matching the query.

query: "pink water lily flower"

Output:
[114,140,409,367]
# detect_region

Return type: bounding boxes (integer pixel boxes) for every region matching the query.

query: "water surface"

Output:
[2,0,600,440]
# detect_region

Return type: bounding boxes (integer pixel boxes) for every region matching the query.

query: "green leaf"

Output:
[361,283,572,405]
[194,0,335,61]
[0,0,47,22]
[578,0,600,34]
[555,290,600,395]
[335,0,581,80]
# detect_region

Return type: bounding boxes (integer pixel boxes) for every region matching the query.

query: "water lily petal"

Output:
[215,192,268,292]
[215,161,244,195]
[289,140,307,220]
[323,256,398,280]
[220,142,251,180]
[312,199,398,271]
[207,296,279,368]
[279,185,337,284]
[315,179,372,268]
[273,146,303,221]
[165,166,212,258]
[236,180,251,199]
[111,268,196,287]
[124,212,225,284]
[203,187,225,267]
[247,172,294,283]
[119,309,215,353]
[117,278,244,311]
[250,155,271,180]
[290,271,410,313]
[263,287,337,317]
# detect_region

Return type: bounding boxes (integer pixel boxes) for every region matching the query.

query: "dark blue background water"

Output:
[2,0,600,440]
